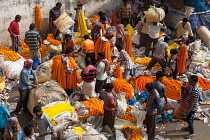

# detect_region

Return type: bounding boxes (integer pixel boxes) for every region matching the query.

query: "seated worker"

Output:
[64,33,76,53]
[146,36,170,72]
[175,18,193,39]
[78,35,96,65]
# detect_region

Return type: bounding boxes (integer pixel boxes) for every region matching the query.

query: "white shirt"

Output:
[148,22,165,39]
[153,41,168,59]
[175,21,193,38]
[141,20,151,34]
[96,62,107,80]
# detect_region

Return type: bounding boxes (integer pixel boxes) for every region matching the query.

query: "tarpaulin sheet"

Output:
[189,12,210,32]
[185,0,210,13]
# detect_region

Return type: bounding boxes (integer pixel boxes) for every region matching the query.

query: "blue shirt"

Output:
[0,105,10,128]
[19,68,38,89]
[50,7,61,21]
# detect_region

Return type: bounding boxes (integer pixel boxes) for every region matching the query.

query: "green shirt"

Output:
[25,30,40,50]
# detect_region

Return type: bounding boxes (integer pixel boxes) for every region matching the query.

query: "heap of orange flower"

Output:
[47,34,62,46]
[117,106,136,123]
[35,5,42,30]
[0,47,21,61]
[121,125,143,140]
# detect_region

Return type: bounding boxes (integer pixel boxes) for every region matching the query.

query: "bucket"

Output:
[196,26,210,45]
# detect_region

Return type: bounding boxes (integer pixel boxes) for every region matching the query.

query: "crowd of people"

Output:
[0,0,203,140]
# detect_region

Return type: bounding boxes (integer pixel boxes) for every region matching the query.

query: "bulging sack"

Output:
[48,44,62,54]
[36,60,52,83]
[1,61,22,79]
[144,7,165,22]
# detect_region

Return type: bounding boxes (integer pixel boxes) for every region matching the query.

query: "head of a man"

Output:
[24,125,34,137]
[131,0,135,3]
[15,15,21,22]
[99,16,106,24]
[182,18,188,26]
[105,83,114,92]
[116,44,123,52]
[85,56,92,66]
[123,0,128,6]
[189,75,198,86]
[98,11,106,17]
[153,22,157,25]
[33,106,43,118]
[56,2,62,10]
[24,59,33,69]
[29,23,35,30]
[145,83,155,93]
[84,35,90,40]
[66,47,74,57]
[161,0,166,6]
[98,52,105,60]
[164,36,170,43]
[156,71,165,81]
[65,34,72,41]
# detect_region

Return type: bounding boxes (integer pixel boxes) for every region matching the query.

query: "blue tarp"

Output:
[185,0,210,13]
[189,12,210,32]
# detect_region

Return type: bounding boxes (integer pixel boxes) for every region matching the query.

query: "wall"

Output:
[0,0,121,46]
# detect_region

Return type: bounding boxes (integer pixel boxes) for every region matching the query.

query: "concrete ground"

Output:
[8,88,210,140]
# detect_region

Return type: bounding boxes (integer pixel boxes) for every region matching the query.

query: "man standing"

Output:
[78,35,96,65]
[129,0,144,26]
[11,59,38,116]
[120,0,131,26]
[143,83,160,140]
[151,71,168,123]
[146,36,169,72]
[99,83,117,132]
[25,23,42,64]
[33,106,57,140]
[49,2,62,38]
[117,44,134,81]
[8,15,21,52]
[158,0,169,26]
[95,52,110,93]
[175,18,193,39]
[182,75,199,139]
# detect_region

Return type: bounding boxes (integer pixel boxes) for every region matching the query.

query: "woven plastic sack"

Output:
[27,80,69,115]
[144,7,165,22]
[47,44,62,54]
[1,61,22,79]
[36,60,52,83]
[192,51,207,63]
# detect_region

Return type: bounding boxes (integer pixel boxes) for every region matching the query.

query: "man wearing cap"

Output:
[25,23,42,64]
[11,59,38,116]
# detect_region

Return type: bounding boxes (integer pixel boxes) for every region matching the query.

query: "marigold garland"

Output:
[114,65,123,79]
[0,47,21,61]
[198,77,210,91]
[117,106,136,123]
[35,5,43,30]
[177,45,187,73]
[80,98,104,120]
[94,36,102,60]
[111,10,117,26]
[89,15,100,23]
[0,77,3,83]
[135,58,160,68]
[47,34,62,46]
[126,35,132,57]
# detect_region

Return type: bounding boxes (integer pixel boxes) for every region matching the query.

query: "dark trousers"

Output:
[65,89,73,96]
[139,32,149,48]
[103,109,115,132]
[95,79,107,93]
[144,37,158,57]
[145,113,156,140]
[0,128,5,140]
[14,88,29,114]
[86,52,96,65]
[186,111,195,134]
[121,18,130,27]
[147,56,167,70]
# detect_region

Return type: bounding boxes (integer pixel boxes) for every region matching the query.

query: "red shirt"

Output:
[101,90,116,111]
[8,21,20,38]
[64,39,76,52]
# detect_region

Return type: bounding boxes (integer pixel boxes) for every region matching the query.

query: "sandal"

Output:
[181,127,189,131]
[183,134,194,139]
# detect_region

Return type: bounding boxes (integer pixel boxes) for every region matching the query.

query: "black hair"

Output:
[161,0,166,3]
[189,36,195,41]
[105,83,114,90]
[123,0,128,2]
[24,125,33,137]
[145,83,154,90]
[66,47,74,54]
[56,2,62,7]
[33,106,42,113]
[29,23,35,30]
[15,15,21,20]
[85,56,92,65]
[170,49,178,54]
[183,18,188,22]
[164,36,170,42]
[84,35,90,40]
[98,52,105,59]
[190,75,198,82]
[156,71,165,79]
[98,11,105,17]
[65,34,72,38]
[116,44,123,51]
[100,16,106,21]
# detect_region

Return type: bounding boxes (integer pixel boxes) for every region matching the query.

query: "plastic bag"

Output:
[137,110,146,128]
[32,56,39,70]
[132,31,140,45]
[1,61,22,79]
[116,99,127,116]
[192,51,207,63]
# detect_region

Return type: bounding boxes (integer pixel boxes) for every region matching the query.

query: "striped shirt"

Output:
[187,86,200,111]
[81,65,98,82]
[25,30,41,50]
[119,50,134,69]
[50,7,61,21]
[120,4,131,19]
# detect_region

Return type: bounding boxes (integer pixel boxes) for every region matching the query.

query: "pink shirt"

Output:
[64,39,76,52]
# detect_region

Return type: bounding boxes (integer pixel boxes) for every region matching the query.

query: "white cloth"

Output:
[153,41,168,59]
[96,62,107,80]
[148,22,165,39]
[141,21,151,34]
[81,81,95,97]
[175,21,193,38]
